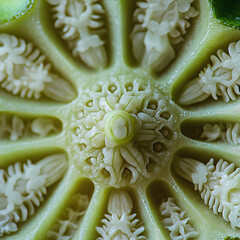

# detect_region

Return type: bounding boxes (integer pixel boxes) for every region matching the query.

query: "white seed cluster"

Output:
[160,197,199,240]
[131,0,198,72]
[176,158,240,229]
[0,33,75,102]
[0,114,59,141]
[47,193,89,240]
[200,122,240,145]
[0,154,67,237]
[96,190,146,240]
[47,0,107,69]
[70,78,178,187]
[180,40,240,105]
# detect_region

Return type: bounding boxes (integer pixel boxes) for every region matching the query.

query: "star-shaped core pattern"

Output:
[69,78,178,187]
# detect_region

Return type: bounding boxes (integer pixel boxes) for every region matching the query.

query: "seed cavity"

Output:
[0,33,76,102]
[179,40,240,105]
[200,122,240,145]
[47,193,89,240]
[160,197,199,240]
[0,153,68,237]
[0,114,60,141]
[131,0,198,72]
[47,0,107,69]
[96,190,146,239]
[175,157,240,229]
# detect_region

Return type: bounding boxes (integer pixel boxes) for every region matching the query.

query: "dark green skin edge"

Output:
[209,0,240,29]
[225,237,240,240]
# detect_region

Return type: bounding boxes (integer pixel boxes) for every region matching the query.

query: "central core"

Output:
[70,78,179,187]
[104,110,135,145]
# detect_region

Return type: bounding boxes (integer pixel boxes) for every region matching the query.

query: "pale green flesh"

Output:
[1,0,240,240]
[0,0,33,23]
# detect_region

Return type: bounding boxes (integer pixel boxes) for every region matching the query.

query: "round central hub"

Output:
[70,78,179,187]
[104,110,135,145]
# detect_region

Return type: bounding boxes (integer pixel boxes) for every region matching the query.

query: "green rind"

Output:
[224,237,240,240]
[209,0,240,29]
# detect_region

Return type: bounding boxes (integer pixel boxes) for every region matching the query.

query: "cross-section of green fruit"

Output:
[1,0,240,240]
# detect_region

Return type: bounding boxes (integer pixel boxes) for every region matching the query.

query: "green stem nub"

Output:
[104,110,135,145]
